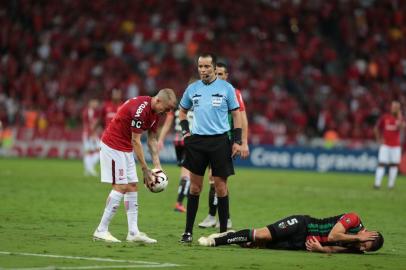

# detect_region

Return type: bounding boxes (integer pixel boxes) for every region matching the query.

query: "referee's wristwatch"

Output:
[234,140,242,145]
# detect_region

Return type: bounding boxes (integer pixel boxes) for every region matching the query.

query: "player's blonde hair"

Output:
[156,88,177,107]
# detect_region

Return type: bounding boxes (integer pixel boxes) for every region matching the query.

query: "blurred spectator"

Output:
[1,0,406,148]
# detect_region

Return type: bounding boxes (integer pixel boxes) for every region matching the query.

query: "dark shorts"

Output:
[266,215,310,250]
[183,133,234,178]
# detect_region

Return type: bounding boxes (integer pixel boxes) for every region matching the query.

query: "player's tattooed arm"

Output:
[306,237,355,253]
[240,110,250,158]
[131,132,149,170]
[132,132,153,187]
[328,223,378,243]
[147,129,161,169]
[158,113,174,150]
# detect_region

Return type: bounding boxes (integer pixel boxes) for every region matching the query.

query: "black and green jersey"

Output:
[307,213,364,244]
[265,213,364,250]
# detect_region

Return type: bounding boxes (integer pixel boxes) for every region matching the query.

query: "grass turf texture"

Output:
[0,158,405,270]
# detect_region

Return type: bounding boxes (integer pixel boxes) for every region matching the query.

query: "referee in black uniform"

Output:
[178,53,243,243]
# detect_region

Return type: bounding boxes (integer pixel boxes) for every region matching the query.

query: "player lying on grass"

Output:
[198,213,383,253]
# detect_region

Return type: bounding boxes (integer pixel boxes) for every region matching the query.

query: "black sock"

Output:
[177,177,189,203]
[217,196,229,233]
[214,229,252,246]
[227,193,230,219]
[185,194,199,234]
[208,184,217,216]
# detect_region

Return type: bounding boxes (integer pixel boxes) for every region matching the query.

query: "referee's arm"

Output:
[230,108,242,131]
[231,109,242,158]
[178,106,191,137]
[178,106,189,121]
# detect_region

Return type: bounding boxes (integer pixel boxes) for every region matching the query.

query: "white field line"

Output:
[0,251,181,269]
[2,264,178,270]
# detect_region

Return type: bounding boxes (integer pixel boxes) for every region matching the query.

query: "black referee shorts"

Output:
[265,215,310,250]
[183,133,235,178]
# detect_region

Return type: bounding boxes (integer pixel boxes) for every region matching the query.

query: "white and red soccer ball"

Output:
[147,169,169,193]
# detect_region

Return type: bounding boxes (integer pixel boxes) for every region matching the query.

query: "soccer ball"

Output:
[148,169,168,193]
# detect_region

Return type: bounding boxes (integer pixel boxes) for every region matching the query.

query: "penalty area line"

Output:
[0,251,181,269]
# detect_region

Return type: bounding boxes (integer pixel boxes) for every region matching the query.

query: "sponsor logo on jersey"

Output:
[192,94,201,107]
[227,236,247,244]
[135,101,148,117]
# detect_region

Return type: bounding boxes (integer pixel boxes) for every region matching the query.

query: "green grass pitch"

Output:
[0,158,405,269]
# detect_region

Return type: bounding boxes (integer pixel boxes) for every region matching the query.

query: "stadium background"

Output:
[1,1,406,269]
[2,0,406,169]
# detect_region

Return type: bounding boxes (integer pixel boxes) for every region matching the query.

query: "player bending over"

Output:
[93,88,177,243]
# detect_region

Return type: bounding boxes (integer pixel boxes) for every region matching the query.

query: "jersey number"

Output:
[287,218,298,226]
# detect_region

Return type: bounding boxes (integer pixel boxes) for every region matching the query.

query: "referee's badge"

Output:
[212,93,224,107]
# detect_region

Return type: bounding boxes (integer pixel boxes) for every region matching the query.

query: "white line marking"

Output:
[2,264,178,270]
[0,251,180,269]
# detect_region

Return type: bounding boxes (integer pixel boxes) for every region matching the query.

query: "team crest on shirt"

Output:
[278,221,287,229]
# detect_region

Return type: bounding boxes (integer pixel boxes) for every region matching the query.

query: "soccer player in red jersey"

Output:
[101,88,123,129]
[374,101,405,189]
[199,62,250,229]
[198,212,383,254]
[93,88,177,243]
[82,98,101,176]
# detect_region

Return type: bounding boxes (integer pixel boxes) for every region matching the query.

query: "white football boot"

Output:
[208,230,236,240]
[93,230,121,243]
[198,236,215,247]
[126,232,157,244]
[198,215,217,228]
[215,218,233,229]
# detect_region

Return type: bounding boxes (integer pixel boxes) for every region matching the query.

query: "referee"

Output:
[179,53,242,243]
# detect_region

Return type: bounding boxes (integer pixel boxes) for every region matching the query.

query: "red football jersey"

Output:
[82,107,100,136]
[235,89,246,112]
[102,96,160,152]
[102,101,123,128]
[377,113,401,146]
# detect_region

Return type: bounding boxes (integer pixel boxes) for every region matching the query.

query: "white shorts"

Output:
[100,142,138,184]
[378,145,401,164]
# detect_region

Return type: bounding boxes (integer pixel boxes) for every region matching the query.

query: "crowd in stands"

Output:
[1,0,406,147]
